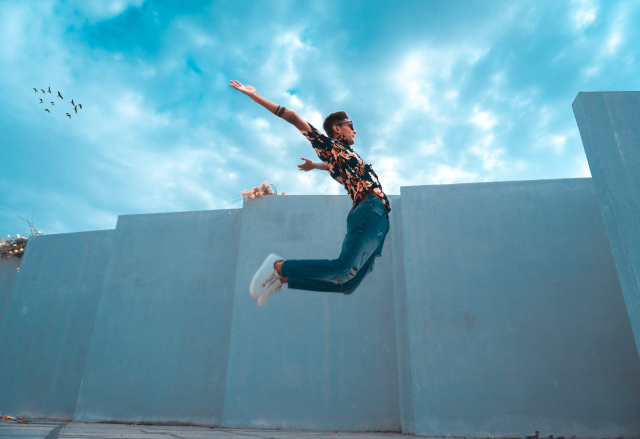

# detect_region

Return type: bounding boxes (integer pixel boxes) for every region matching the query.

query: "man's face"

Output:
[333,120,356,145]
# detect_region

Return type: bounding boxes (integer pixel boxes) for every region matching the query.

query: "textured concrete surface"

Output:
[222,195,400,431]
[0,420,417,439]
[0,256,21,330]
[0,230,114,420]
[75,209,242,426]
[573,91,640,358]
[388,197,414,435]
[400,179,640,438]
[1,182,640,437]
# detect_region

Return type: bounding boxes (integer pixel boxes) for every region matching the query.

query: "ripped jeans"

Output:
[281,193,390,295]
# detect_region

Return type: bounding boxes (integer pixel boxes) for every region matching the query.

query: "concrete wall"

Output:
[74,209,242,426]
[389,197,415,435]
[573,92,640,357]
[0,230,113,419]
[222,195,400,431]
[400,179,640,438]
[1,182,639,437]
[0,256,22,331]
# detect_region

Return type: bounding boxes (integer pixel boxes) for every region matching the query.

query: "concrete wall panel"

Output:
[400,179,640,438]
[0,257,22,330]
[74,209,241,426]
[573,92,640,357]
[389,197,414,435]
[0,230,113,419]
[222,195,400,431]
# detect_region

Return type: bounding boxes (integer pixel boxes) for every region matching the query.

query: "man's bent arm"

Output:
[249,91,311,132]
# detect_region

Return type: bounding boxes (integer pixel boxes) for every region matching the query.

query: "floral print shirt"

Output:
[301,123,391,213]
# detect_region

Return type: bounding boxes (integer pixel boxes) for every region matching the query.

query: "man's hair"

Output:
[323,111,349,138]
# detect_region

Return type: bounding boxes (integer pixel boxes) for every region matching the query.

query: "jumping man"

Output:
[229,80,391,306]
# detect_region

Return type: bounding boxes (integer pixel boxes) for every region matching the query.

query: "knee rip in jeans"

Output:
[333,266,358,285]
[332,252,367,285]
[370,255,380,273]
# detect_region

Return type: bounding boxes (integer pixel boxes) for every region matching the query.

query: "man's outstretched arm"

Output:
[229,80,311,132]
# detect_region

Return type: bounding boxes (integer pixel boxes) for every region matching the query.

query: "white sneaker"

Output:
[250,253,283,298]
[257,277,283,307]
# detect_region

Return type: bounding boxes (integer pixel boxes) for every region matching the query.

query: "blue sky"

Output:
[1,0,639,236]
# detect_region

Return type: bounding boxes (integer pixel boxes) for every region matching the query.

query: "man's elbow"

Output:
[280,109,309,131]
[283,110,300,125]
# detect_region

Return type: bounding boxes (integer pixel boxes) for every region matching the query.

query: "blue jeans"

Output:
[281,193,390,295]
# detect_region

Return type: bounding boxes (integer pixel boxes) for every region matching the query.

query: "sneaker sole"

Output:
[249,253,281,298]
[258,279,282,306]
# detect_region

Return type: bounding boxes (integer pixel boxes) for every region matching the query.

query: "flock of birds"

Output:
[34,86,82,119]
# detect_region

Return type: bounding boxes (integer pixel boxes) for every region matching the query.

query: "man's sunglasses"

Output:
[335,120,354,130]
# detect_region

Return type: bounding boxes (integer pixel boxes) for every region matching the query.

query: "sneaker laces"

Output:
[265,275,282,293]
[261,269,280,288]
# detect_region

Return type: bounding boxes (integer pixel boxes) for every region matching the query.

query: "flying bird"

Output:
[66,113,71,119]
[45,109,50,113]
[78,104,82,110]
[73,105,78,114]
[33,88,38,93]
[41,89,45,94]
[47,87,51,93]
[57,91,63,99]
[51,102,55,106]
[70,99,74,106]
[39,98,43,103]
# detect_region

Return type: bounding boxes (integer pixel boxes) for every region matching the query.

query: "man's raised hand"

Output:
[230,80,312,133]
[298,158,315,172]
[229,80,256,96]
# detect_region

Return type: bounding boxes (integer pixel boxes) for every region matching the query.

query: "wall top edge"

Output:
[116,207,243,219]
[31,229,115,238]
[400,177,592,191]
[573,91,640,104]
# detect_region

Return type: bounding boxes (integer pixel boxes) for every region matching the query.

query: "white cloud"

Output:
[576,158,592,177]
[175,20,217,49]
[253,118,270,129]
[469,135,505,170]
[572,0,598,30]
[582,65,600,78]
[549,135,567,154]
[469,107,498,130]
[0,4,28,63]
[67,0,146,21]
[606,32,622,54]
[306,109,324,130]
[369,156,410,194]
[427,165,478,185]
[395,46,487,118]
[261,31,314,92]
[419,140,442,156]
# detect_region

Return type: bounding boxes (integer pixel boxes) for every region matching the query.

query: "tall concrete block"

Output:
[400,179,640,438]
[0,230,114,419]
[0,257,22,330]
[222,195,400,431]
[389,197,414,435]
[74,209,241,425]
[573,92,640,357]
